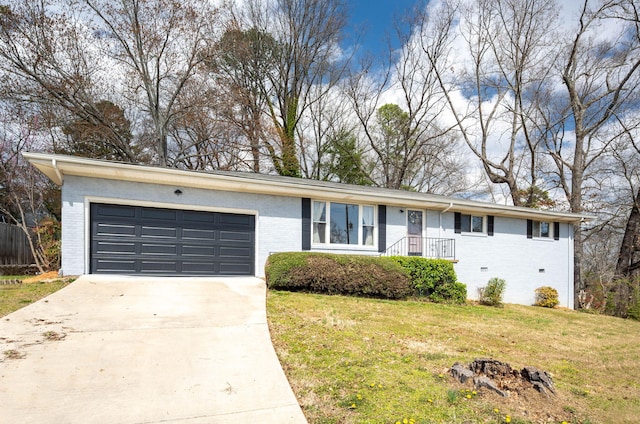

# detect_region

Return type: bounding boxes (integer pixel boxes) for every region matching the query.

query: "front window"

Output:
[461,214,485,233]
[312,201,326,243]
[312,201,375,246]
[533,221,551,238]
[362,206,375,246]
[330,203,359,244]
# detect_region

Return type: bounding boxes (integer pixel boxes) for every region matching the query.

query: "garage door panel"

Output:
[96,204,136,218]
[182,228,216,240]
[93,259,137,272]
[182,262,216,273]
[141,226,177,238]
[96,223,136,237]
[183,210,215,223]
[141,208,177,221]
[90,204,254,275]
[140,243,178,255]
[95,241,136,254]
[220,230,253,242]
[219,262,252,275]
[219,246,252,258]
[219,214,253,226]
[140,261,179,273]
[182,245,216,256]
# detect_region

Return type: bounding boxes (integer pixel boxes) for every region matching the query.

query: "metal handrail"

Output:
[381,236,455,260]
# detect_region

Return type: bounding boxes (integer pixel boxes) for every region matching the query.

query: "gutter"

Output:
[439,202,454,238]
[24,152,592,224]
[52,159,64,185]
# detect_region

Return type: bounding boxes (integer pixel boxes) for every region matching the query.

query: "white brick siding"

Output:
[60,175,574,308]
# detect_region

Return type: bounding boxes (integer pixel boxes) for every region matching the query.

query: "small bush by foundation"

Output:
[478,277,506,307]
[534,286,559,308]
[389,256,466,304]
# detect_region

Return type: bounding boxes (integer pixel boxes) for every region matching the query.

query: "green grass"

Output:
[267,290,640,424]
[0,278,71,317]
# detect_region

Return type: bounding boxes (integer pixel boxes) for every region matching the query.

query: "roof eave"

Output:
[24,152,592,224]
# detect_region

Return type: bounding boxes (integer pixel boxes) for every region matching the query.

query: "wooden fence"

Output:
[0,223,34,265]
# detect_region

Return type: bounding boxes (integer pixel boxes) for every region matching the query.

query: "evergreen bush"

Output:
[478,277,506,307]
[390,256,466,304]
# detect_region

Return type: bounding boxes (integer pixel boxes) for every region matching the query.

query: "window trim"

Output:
[527,219,560,241]
[529,219,555,239]
[311,200,377,248]
[456,213,487,235]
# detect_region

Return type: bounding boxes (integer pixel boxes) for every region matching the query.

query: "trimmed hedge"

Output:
[390,256,467,304]
[265,252,412,299]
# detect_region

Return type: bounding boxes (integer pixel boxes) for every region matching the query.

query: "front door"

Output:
[407,210,423,256]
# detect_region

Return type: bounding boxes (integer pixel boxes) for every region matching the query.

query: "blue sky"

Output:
[346,0,421,56]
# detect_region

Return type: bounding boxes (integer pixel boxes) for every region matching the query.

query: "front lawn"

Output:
[0,276,71,317]
[267,290,640,424]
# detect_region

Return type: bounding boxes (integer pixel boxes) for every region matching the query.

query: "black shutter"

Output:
[487,215,494,236]
[527,219,533,239]
[454,212,461,234]
[554,222,560,240]
[378,205,387,253]
[302,198,311,250]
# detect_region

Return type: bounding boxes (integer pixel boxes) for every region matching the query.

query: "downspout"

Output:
[52,159,63,185]
[439,202,454,238]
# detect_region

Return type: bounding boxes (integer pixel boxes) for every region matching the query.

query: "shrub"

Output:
[604,277,640,320]
[389,257,466,304]
[478,277,506,307]
[265,252,412,300]
[534,286,559,308]
[34,217,61,271]
[431,281,467,304]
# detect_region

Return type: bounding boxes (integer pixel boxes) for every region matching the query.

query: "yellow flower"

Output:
[466,394,472,399]
[505,416,511,423]
[427,398,433,403]
[378,384,383,388]
[403,419,409,424]
[472,390,477,395]
[494,408,499,413]
[350,403,356,409]
[356,394,362,400]
[370,383,375,387]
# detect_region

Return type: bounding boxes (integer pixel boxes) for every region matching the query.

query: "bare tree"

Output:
[209,25,279,173]
[80,0,221,166]
[547,0,640,306]
[236,0,350,177]
[424,0,560,204]
[0,0,140,162]
[0,106,59,273]
[611,119,640,277]
[344,5,467,194]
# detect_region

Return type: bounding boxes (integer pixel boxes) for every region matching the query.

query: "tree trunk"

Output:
[570,128,586,308]
[616,187,640,277]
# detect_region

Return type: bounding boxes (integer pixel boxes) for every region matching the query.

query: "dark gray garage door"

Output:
[90,203,255,275]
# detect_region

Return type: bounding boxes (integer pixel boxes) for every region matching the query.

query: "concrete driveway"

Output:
[0,275,307,423]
